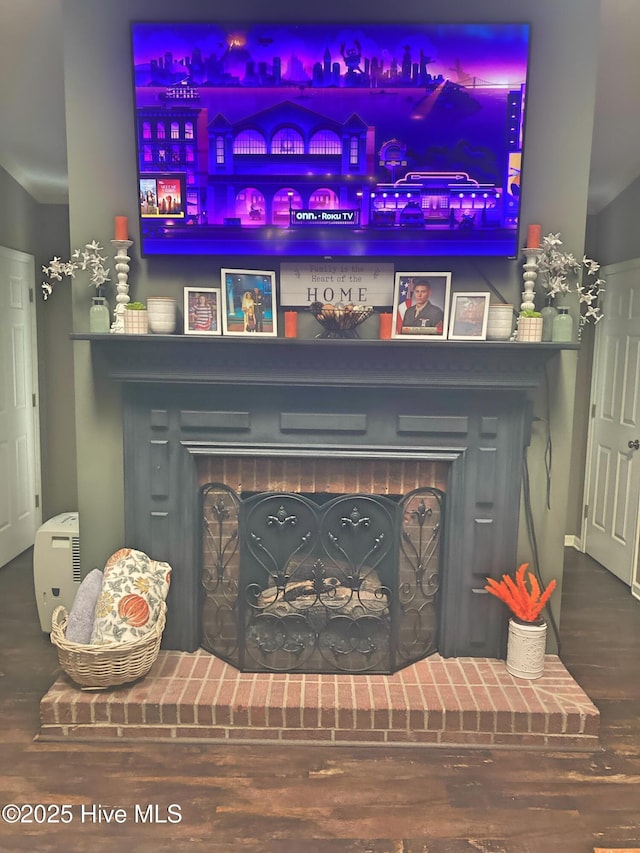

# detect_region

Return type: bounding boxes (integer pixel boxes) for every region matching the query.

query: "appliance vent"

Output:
[72,536,82,583]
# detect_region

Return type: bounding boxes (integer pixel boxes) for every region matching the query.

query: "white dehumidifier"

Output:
[33,512,81,632]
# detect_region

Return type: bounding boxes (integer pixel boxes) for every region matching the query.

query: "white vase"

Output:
[89,296,111,334]
[506,617,547,679]
[516,316,543,342]
[147,297,177,334]
[486,304,514,341]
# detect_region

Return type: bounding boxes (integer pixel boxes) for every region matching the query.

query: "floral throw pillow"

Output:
[90,548,171,645]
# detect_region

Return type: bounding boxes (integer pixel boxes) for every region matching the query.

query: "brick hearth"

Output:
[39,651,600,750]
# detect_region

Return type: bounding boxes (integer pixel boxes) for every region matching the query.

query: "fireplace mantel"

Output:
[79,333,573,658]
[75,334,574,391]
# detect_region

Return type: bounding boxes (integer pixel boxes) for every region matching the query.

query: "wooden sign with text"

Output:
[280,262,394,307]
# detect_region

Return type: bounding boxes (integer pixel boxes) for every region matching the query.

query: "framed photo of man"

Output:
[392,272,452,340]
[221,268,278,337]
[448,292,490,340]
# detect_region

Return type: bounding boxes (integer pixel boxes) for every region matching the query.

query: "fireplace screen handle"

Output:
[628,439,640,451]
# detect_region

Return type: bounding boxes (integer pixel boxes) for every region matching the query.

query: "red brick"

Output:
[281,729,333,741]
[38,725,69,738]
[174,726,227,740]
[108,699,127,726]
[440,731,494,746]
[284,679,303,728]
[228,727,281,741]
[92,698,111,724]
[67,724,121,739]
[319,680,337,728]
[248,678,269,727]
[425,709,444,731]
[461,710,479,732]
[178,680,203,725]
[337,679,355,730]
[334,729,385,743]
[353,680,374,729]
[301,681,320,727]
[267,680,286,727]
[120,726,174,739]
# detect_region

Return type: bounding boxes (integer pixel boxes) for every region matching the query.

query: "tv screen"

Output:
[131,22,530,259]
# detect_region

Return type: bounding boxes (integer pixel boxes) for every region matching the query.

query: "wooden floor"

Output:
[1,547,639,852]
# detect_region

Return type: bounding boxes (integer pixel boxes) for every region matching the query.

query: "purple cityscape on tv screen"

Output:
[131,22,530,259]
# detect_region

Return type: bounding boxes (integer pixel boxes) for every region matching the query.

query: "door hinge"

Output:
[583,503,589,520]
[591,404,596,418]
[29,288,34,303]
[32,393,36,407]
[35,494,40,509]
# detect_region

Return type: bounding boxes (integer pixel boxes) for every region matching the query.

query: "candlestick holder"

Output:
[110,239,133,334]
[521,248,541,313]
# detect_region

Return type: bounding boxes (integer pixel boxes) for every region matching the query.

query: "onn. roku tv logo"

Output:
[291,210,359,225]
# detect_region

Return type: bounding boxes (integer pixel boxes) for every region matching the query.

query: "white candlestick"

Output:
[521,248,541,313]
[110,239,133,334]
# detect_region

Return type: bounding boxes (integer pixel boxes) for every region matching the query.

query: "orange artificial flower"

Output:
[484,563,556,623]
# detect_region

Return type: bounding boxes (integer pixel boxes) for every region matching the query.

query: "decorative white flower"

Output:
[42,241,110,301]
[535,232,605,328]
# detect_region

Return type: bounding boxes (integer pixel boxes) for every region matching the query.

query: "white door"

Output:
[584,258,640,595]
[0,246,41,567]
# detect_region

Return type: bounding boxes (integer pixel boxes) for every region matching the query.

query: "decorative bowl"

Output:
[309,301,374,339]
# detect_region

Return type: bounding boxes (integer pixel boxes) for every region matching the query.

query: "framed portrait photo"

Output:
[221,268,278,337]
[183,287,221,336]
[448,292,490,341]
[392,272,452,340]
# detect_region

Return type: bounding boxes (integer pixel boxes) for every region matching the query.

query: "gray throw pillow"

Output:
[65,569,104,644]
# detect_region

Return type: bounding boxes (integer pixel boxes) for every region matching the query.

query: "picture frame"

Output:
[391,272,451,340]
[221,268,278,337]
[183,287,221,336]
[448,292,490,341]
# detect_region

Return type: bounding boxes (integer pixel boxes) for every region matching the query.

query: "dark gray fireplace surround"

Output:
[84,335,567,661]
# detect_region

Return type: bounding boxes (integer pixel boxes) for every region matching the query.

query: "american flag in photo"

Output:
[396,277,413,333]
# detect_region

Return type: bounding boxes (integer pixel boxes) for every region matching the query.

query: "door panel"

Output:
[585,259,640,590]
[0,247,40,566]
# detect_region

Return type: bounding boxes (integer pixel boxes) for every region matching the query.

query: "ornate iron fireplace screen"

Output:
[200,483,443,674]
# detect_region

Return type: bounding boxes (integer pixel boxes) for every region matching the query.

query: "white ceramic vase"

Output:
[486,304,514,340]
[147,297,177,334]
[506,617,547,679]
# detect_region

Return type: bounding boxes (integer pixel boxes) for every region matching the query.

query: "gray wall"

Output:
[0,165,39,252]
[60,0,600,636]
[588,176,640,266]
[0,165,77,519]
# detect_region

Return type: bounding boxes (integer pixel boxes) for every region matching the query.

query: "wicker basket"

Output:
[50,602,166,689]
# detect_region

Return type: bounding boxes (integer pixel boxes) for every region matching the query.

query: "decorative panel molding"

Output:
[180,410,251,431]
[397,415,468,435]
[280,412,367,433]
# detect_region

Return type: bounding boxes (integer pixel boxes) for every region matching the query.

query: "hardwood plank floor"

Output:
[1,547,639,852]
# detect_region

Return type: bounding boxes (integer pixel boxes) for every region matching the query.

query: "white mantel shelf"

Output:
[74,334,577,392]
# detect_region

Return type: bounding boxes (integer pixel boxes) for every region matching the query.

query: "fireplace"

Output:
[85,334,563,661]
[198,453,445,673]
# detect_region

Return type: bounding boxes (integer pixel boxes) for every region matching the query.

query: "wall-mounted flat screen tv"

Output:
[131,21,530,259]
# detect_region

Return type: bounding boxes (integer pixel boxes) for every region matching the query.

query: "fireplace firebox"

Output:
[83,334,567,660]
[200,479,443,673]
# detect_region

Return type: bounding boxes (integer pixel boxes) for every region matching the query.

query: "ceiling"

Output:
[0,0,636,213]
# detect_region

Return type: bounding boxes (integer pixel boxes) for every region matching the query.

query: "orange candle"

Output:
[378,312,393,339]
[284,311,298,338]
[526,223,541,249]
[114,215,128,241]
